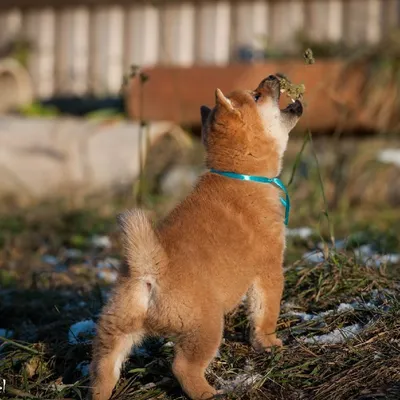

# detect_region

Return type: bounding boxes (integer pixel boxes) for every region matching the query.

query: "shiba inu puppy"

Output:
[90,75,303,400]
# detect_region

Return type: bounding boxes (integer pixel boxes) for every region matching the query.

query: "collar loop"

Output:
[210,168,290,225]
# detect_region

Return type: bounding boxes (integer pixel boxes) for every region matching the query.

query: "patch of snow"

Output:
[76,361,90,377]
[101,289,112,302]
[96,257,119,283]
[364,253,400,268]
[106,257,121,268]
[287,311,320,322]
[351,245,400,267]
[333,239,347,250]
[285,300,373,324]
[91,235,112,249]
[68,320,97,345]
[303,323,362,344]
[337,303,355,313]
[97,257,120,269]
[96,269,118,283]
[370,288,395,302]
[42,255,58,265]
[303,250,325,264]
[0,328,13,338]
[218,373,262,393]
[354,244,374,259]
[65,249,83,259]
[286,227,313,239]
[244,359,255,372]
[281,302,300,313]
[317,239,347,251]
[377,148,400,167]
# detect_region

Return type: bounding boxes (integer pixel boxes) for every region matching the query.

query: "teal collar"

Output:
[210,168,290,225]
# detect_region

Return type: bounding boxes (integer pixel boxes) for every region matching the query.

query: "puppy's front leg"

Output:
[248,271,284,351]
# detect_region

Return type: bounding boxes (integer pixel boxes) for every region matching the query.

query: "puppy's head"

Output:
[201,75,303,175]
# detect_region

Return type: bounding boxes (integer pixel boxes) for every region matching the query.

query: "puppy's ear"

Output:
[200,106,211,146]
[215,88,234,111]
[200,105,211,127]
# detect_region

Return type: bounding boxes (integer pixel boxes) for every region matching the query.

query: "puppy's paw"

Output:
[252,336,282,352]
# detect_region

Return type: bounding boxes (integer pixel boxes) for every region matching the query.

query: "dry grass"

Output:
[0,202,399,400]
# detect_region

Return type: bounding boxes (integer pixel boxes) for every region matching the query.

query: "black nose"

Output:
[265,75,279,82]
[260,75,280,92]
[256,75,281,101]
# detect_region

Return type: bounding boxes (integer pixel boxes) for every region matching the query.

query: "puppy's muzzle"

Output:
[258,75,281,101]
[284,99,303,117]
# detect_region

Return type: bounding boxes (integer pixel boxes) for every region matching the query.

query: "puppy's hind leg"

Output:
[172,313,223,400]
[247,271,284,351]
[90,285,147,400]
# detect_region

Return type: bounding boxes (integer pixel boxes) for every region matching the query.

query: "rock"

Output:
[0,117,183,204]
[0,58,33,114]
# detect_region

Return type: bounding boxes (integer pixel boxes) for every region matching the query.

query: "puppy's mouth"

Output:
[281,98,303,117]
[261,74,303,117]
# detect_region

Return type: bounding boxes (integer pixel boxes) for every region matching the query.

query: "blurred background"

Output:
[0,0,399,216]
[0,1,400,399]
[0,0,399,213]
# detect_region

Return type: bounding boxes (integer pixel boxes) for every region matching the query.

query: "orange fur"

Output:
[90,75,303,400]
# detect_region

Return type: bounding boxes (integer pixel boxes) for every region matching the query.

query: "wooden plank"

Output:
[106,6,124,93]
[366,0,381,44]
[343,0,368,44]
[53,7,89,95]
[196,1,231,65]
[289,0,306,50]
[252,0,270,52]
[176,2,195,65]
[268,1,287,50]
[381,0,400,35]
[124,4,160,69]
[88,6,124,95]
[0,9,22,48]
[88,7,108,94]
[0,0,373,10]
[23,8,55,98]
[70,7,90,95]
[54,8,72,94]
[306,0,330,41]
[269,0,304,52]
[124,6,144,68]
[160,2,195,65]
[326,0,343,42]
[55,7,91,95]
[233,0,269,55]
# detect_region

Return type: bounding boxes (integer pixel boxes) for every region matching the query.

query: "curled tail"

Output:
[117,209,167,280]
[91,211,167,400]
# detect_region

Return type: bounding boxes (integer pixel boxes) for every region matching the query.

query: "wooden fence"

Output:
[0,0,399,98]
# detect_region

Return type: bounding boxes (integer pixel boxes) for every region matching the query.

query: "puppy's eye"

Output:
[253,93,261,102]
